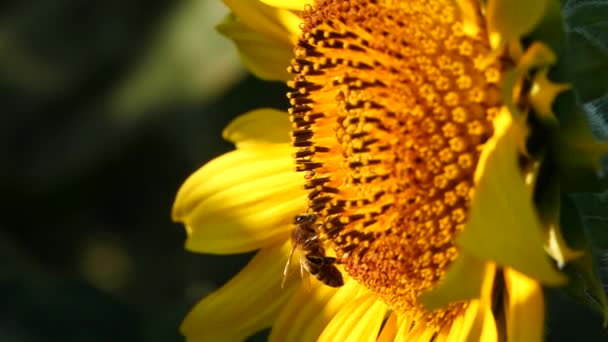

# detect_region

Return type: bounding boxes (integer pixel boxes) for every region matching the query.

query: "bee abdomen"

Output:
[317,265,344,287]
[305,255,344,287]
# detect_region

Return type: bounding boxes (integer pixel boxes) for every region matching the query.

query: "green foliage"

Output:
[561,194,608,324]
[558,0,608,253]
[571,192,608,251]
[562,0,608,103]
[543,0,608,191]
[534,0,608,324]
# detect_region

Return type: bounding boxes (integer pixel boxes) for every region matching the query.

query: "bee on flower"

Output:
[173,0,608,341]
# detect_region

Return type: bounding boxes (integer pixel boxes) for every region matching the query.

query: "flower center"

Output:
[288,0,503,326]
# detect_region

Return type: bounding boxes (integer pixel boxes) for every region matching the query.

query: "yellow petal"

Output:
[223,108,291,148]
[544,223,584,268]
[453,0,483,36]
[376,312,399,342]
[529,69,571,119]
[181,242,296,341]
[217,15,294,81]
[465,264,498,342]
[259,0,308,11]
[431,265,495,342]
[223,0,301,45]
[173,109,292,222]
[401,319,436,342]
[318,291,388,342]
[458,108,565,285]
[172,109,302,254]
[173,145,305,254]
[184,169,304,253]
[173,145,294,220]
[393,313,415,342]
[486,0,550,49]
[499,43,558,144]
[269,278,363,342]
[475,304,498,342]
[504,268,545,342]
[441,301,479,342]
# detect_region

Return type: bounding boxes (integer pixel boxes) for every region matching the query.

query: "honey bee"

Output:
[282,214,344,288]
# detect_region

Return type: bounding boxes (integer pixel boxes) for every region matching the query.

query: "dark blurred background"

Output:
[0,1,606,341]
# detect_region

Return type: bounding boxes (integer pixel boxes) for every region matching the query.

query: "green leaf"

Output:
[526,0,565,53]
[533,156,585,266]
[559,1,608,175]
[563,0,608,49]
[564,192,608,324]
[551,90,608,192]
[570,191,608,250]
[583,95,608,141]
[549,0,608,187]
[561,0,608,103]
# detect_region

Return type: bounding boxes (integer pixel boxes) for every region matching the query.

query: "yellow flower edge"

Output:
[172,109,306,254]
[174,108,548,341]
[457,108,564,284]
[217,14,294,81]
[173,0,576,340]
[216,0,301,81]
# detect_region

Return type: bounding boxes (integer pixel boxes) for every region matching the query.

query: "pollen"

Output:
[288,0,502,330]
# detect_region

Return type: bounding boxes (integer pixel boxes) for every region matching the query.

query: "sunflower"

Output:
[173,0,607,341]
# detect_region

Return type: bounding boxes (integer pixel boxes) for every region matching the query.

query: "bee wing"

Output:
[282,244,312,290]
[281,244,297,289]
[300,255,311,292]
